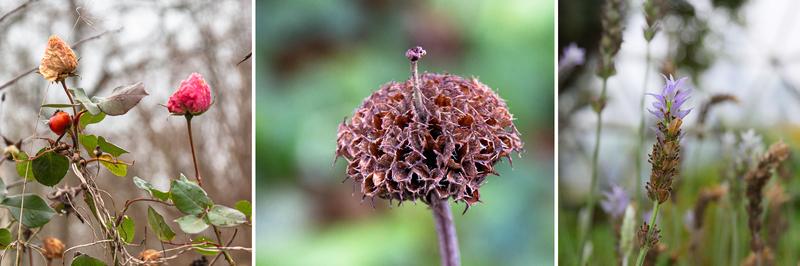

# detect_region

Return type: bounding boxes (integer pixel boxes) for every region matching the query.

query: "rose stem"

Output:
[185,115,203,186]
[432,199,461,266]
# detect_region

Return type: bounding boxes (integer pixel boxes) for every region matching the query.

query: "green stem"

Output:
[635,201,661,266]
[212,225,236,265]
[635,44,651,204]
[578,77,609,265]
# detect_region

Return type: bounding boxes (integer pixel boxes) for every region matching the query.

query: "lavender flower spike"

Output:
[647,75,692,121]
[600,184,630,219]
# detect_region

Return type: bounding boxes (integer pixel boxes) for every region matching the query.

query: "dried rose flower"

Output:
[39,35,78,82]
[42,237,65,260]
[167,73,212,116]
[139,249,162,266]
[336,66,522,207]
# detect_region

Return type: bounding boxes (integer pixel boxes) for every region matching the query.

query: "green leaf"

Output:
[0,194,56,228]
[79,111,105,129]
[79,135,128,158]
[97,136,127,157]
[169,174,212,215]
[175,214,209,234]
[41,103,80,108]
[94,82,148,116]
[31,148,70,186]
[99,154,127,177]
[191,236,220,256]
[207,205,247,227]
[117,215,135,244]
[71,254,107,266]
[0,228,11,249]
[14,152,35,180]
[234,200,252,220]
[147,206,175,242]
[0,178,5,202]
[70,88,101,115]
[132,177,170,201]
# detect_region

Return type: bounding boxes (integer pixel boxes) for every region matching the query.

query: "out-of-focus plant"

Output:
[335,46,523,266]
[0,35,251,265]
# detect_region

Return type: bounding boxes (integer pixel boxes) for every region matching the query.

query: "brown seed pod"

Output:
[139,249,162,266]
[336,71,523,207]
[42,237,65,260]
[39,35,78,82]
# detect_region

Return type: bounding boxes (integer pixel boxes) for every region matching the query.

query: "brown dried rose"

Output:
[336,72,523,207]
[39,35,78,82]
[42,237,65,260]
[139,249,162,266]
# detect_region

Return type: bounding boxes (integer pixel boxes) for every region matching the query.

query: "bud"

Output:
[42,237,65,260]
[167,73,212,116]
[139,249,162,266]
[39,35,78,82]
[49,111,72,136]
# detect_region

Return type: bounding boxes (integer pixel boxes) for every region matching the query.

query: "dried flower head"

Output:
[42,237,65,260]
[600,184,629,219]
[336,50,522,208]
[645,76,691,204]
[597,0,625,78]
[39,35,78,82]
[745,141,790,257]
[139,249,162,266]
[167,73,212,116]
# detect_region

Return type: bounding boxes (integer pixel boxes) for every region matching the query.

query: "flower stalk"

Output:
[185,114,203,186]
[432,200,460,266]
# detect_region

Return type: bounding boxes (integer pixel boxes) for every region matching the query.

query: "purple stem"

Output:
[432,199,460,266]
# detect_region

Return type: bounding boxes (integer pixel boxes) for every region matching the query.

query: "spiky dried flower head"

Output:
[597,0,625,78]
[645,76,691,204]
[139,249,162,266]
[42,237,65,260]
[167,73,212,116]
[336,48,522,208]
[39,35,78,82]
[745,141,790,255]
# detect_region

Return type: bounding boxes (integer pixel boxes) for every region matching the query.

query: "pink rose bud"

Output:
[167,73,212,115]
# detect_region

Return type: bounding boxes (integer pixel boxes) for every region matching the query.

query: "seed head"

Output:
[42,237,65,260]
[336,57,522,207]
[39,35,78,82]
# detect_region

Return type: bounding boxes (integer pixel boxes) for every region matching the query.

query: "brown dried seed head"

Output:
[336,73,523,206]
[139,249,162,266]
[39,35,78,82]
[42,237,65,259]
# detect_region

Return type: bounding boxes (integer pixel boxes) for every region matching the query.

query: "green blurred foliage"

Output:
[255,0,554,265]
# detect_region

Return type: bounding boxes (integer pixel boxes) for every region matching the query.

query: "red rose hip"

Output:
[49,111,72,135]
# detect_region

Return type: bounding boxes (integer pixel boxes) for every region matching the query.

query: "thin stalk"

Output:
[635,44,651,204]
[635,201,661,266]
[578,77,609,265]
[185,115,203,186]
[212,226,235,265]
[431,199,460,266]
[410,59,427,122]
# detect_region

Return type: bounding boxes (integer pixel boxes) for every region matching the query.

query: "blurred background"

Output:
[0,0,251,264]
[255,0,554,265]
[560,0,800,264]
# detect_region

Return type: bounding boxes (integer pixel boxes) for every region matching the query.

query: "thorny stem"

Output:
[578,77,608,265]
[185,115,203,186]
[635,201,661,266]
[431,199,460,266]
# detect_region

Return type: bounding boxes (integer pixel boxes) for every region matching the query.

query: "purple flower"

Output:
[559,43,585,69]
[648,75,692,121]
[600,184,630,219]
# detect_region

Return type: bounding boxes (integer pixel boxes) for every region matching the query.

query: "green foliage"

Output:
[1,194,56,228]
[14,152,34,180]
[207,205,247,227]
[117,215,135,244]
[147,206,175,242]
[31,148,69,186]
[99,154,127,177]
[0,228,11,249]
[79,111,106,129]
[80,135,128,158]
[169,174,212,215]
[93,82,148,116]
[71,254,107,266]
[235,200,252,220]
[192,236,221,256]
[175,214,209,234]
[133,176,170,201]
[70,88,101,115]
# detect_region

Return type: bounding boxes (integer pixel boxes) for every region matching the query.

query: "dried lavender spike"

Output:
[744,141,790,264]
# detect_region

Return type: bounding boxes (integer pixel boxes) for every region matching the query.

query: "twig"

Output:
[0,28,123,92]
[0,0,37,24]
